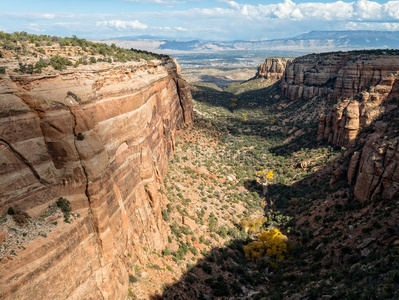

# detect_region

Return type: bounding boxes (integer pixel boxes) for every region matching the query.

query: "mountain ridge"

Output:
[100,30,399,54]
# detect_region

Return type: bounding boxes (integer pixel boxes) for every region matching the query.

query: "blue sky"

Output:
[1,0,399,40]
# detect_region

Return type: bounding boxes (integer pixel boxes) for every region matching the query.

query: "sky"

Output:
[1,0,399,41]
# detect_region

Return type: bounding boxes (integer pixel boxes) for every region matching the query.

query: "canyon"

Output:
[0,34,398,299]
[0,57,193,299]
[278,51,399,202]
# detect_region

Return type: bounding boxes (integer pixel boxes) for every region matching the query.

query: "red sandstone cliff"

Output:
[255,57,291,82]
[324,75,399,202]
[317,74,399,147]
[278,51,399,202]
[281,52,399,101]
[0,58,193,299]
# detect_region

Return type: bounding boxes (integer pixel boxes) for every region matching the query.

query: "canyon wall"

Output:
[317,74,399,147]
[280,52,399,202]
[255,57,291,81]
[0,58,193,299]
[281,52,399,101]
[323,75,399,202]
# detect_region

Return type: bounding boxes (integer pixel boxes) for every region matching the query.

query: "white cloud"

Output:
[207,0,399,22]
[345,21,399,31]
[2,0,399,41]
[97,20,148,30]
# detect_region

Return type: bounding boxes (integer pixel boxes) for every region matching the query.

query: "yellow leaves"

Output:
[265,170,274,180]
[230,98,238,102]
[241,113,248,122]
[257,169,275,181]
[243,229,288,266]
[239,217,267,235]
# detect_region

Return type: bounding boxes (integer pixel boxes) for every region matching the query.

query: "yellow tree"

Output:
[243,229,288,267]
[257,169,275,197]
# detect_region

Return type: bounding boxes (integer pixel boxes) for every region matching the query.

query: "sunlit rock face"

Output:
[255,57,291,82]
[280,52,399,202]
[0,58,193,299]
[281,53,399,102]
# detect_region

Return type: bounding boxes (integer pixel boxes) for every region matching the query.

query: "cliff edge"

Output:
[0,57,193,299]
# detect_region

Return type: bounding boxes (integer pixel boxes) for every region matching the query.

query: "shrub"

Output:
[129,274,138,283]
[56,197,72,223]
[0,67,5,74]
[7,207,15,215]
[50,55,72,70]
[77,132,85,140]
[201,263,213,274]
[162,248,172,256]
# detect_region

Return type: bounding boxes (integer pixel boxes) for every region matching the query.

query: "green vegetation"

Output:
[56,197,72,223]
[0,31,169,74]
[157,69,398,299]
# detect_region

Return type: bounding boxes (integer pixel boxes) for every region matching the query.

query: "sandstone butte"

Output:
[0,58,193,299]
[278,52,399,203]
[255,57,291,82]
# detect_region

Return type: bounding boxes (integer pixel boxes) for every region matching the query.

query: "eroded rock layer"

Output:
[281,53,399,101]
[0,58,193,299]
[255,57,291,81]
[317,75,399,147]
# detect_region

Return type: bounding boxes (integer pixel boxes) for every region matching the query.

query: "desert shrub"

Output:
[50,55,72,70]
[129,274,139,283]
[56,197,72,222]
[208,213,218,232]
[201,263,213,274]
[77,132,85,140]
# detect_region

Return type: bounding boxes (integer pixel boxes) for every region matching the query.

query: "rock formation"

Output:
[348,118,399,202]
[255,57,291,81]
[281,52,399,101]
[317,74,399,147]
[278,51,399,202]
[0,58,193,299]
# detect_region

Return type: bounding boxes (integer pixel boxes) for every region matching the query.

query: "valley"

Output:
[127,55,399,298]
[0,32,398,300]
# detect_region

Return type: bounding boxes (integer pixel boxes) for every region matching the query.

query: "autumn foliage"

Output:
[243,229,288,267]
[239,217,267,235]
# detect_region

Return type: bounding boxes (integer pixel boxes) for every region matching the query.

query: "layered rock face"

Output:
[348,118,399,202]
[281,53,399,101]
[0,58,193,299]
[316,71,399,202]
[317,75,399,147]
[255,57,291,81]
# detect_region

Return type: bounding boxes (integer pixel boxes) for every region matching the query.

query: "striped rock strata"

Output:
[0,58,193,299]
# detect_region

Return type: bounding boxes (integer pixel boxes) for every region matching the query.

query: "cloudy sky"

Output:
[1,0,399,40]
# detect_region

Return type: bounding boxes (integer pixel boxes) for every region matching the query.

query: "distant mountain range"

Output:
[100,30,399,54]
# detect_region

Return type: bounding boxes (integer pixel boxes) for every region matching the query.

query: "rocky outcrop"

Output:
[0,58,193,299]
[281,52,399,101]
[349,119,399,202]
[255,58,291,81]
[323,74,399,202]
[317,74,399,147]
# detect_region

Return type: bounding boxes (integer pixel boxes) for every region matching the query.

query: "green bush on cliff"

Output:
[50,55,73,70]
[56,197,72,223]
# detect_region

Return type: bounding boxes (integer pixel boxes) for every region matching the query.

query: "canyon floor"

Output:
[126,69,399,299]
